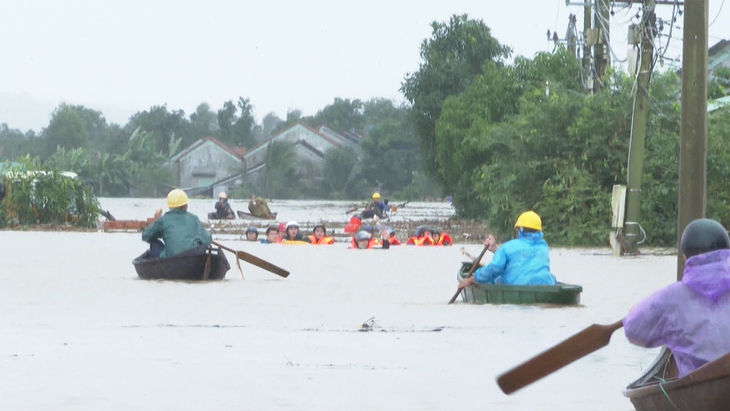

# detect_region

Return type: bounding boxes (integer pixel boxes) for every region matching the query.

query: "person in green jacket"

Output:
[142,189,212,258]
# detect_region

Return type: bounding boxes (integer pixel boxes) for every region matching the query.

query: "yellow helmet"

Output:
[167,189,189,208]
[372,192,381,200]
[514,211,542,231]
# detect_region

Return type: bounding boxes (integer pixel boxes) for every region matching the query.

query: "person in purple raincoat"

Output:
[623,218,730,377]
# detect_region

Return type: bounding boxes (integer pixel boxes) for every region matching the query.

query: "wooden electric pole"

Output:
[676,0,709,279]
[623,0,656,254]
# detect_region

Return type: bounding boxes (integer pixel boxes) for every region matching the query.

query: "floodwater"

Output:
[0,199,678,411]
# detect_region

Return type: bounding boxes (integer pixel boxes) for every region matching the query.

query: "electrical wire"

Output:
[710,0,726,27]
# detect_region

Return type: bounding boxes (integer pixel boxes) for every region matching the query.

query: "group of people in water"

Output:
[142,188,730,378]
[238,221,452,249]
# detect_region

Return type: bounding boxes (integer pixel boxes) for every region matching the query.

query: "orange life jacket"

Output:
[389,237,402,246]
[308,235,334,245]
[406,236,435,246]
[348,238,378,249]
[344,215,362,234]
[435,233,453,246]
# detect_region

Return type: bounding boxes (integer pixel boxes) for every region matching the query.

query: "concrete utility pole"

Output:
[583,1,593,92]
[593,0,611,92]
[676,0,709,279]
[622,0,656,255]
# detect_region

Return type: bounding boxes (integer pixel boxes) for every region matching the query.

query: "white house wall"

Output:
[176,140,242,188]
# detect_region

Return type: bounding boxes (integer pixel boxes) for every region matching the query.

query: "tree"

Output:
[359,99,421,193]
[262,140,299,198]
[308,98,365,133]
[127,105,192,155]
[43,105,90,157]
[321,146,360,198]
[189,102,219,138]
[260,112,284,141]
[400,14,511,184]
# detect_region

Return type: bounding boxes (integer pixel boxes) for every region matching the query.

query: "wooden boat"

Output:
[623,348,730,411]
[133,246,230,280]
[456,262,582,305]
[207,212,236,220]
[237,210,277,220]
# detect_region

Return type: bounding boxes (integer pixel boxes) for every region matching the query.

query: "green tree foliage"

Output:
[127,105,191,155]
[217,98,257,149]
[321,146,361,198]
[44,105,90,157]
[708,67,730,99]
[401,14,511,182]
[306,98,365,133]
[0,124,40,161]
[360,99,420,193]
[262,140,300,198]
[1,161,101,228]
[189,103,219,138]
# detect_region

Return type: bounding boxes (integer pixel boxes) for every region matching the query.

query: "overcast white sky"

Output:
[1,0,728,132]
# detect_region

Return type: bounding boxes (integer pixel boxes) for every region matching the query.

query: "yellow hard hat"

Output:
[219,192,227,199]
[167,189,189,208]
[372,192,381,199]
[514,211,542,231]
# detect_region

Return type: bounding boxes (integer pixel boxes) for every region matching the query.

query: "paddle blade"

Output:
[235,250,290,278]
[497,320,623,394]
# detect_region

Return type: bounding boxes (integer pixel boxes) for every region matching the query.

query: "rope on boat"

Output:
[653,376,681,411]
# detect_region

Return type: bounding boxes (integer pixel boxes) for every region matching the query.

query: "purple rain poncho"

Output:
[623,248,730,377]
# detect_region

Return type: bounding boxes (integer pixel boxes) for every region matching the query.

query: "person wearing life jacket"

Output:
[349,230,390,250]
[277,222,287,242]
[406,226,435,246]
[283,221,311,243]
[386,226,402,246]
[433,228,453,246]
[351,224,381,247]
[344,215,362,234]
[308,224,335,245]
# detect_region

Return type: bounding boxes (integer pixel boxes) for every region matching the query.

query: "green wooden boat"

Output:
[456,262,582,305]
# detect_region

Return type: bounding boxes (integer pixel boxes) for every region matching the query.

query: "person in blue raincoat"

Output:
[457,211,556,290]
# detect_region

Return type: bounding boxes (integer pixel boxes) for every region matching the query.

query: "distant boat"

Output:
[133,246,230,280]
[456,262,582,305]
[623,348,730,411]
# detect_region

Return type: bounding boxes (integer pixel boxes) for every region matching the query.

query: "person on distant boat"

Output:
[457,211,556,288]
[214,192,235,219]
[248,195,275,219]
[244,226,258,241]
[359,192,388,220]
[261,226,280,244]
[308,224,334,245]
[623,218,730,377]
[282,221,311,243]
[142,189,212,258]
[349,230,390,250]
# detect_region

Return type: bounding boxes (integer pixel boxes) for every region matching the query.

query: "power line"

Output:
[710,0,726,27]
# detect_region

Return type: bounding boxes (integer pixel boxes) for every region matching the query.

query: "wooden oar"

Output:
[345,206,359,214]
[496,320,624,394]
[212,241,290,278]
[448,245,489,304]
